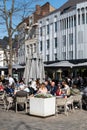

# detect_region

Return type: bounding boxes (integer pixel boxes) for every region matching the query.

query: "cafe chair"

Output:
[56,97,68,116]
[15,96,28,113]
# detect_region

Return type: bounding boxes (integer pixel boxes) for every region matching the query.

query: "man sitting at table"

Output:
[50,80,57,95]
[14,79,29,96]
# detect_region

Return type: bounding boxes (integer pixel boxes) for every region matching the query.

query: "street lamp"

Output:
[57,69,62,80]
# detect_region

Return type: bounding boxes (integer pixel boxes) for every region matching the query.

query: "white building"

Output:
[17,22,27,65]
[0,49,4,66]
[38,0,87,62]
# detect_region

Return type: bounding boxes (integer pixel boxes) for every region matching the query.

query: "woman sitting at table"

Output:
[62,80,70,97]
[37,83,48,94]
[56,83,62,96]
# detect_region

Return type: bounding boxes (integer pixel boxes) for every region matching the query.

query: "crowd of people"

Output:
[0,74,87,110]
[0,74,84,98]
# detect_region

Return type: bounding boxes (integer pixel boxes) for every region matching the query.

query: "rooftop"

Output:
[39,0,87,19]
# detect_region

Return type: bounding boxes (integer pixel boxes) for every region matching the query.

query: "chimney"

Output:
[36,5,41,15]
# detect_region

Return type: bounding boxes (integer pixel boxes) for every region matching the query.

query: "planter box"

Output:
[29,97,55,117]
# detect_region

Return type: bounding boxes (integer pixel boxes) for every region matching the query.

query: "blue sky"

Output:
[40,0,67,9]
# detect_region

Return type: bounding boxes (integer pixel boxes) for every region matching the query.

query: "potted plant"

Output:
[29,93,55,117]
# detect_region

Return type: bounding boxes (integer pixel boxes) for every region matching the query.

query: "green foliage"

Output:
[34,93,53,98]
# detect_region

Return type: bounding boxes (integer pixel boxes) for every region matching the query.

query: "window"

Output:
[40,41,42,51]
[64,19,66,29]
[47,25,49,34]
[82,14,85,24]
[78,15,80,25]
[30,44,33,55]
[54,15,57,18]
[69,33,73,45]
[78,50,83,59]
[55,53,57,60]
[78,31,83,43]
[29,16,33,26]
[47,54,49,61]
[69,51,73,60]
[34,43,36,53]
[62,52,66,60]
[74,15,76,26]
[54,22,57,32]
[78,9,80,14]
[40,27,42,36]
[69,17,70,28]
[86,13,87,24]
[60,20,63,30]
[27,45,29,54]
[47,39,49,50]
[81,8,84,13]
[63,35,66,46]
[55,37,57,48]
[67,18,68,29]
[69,17,73,28]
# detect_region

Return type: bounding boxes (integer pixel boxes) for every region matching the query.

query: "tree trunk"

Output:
[8,36,13,75]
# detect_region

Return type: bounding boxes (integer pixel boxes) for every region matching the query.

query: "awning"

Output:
[0,64,25,70]
[74,62,87,67]
[12,64,25,69]
[45,61,74,68]
[0,66,8,70]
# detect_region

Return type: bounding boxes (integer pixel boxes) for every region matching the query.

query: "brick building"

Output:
[17,2,55,65]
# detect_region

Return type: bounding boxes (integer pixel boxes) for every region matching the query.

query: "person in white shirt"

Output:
[62,80,70,97]
[14,79,29,95]
[8,75,15,87]
[31,80,37,91]
[19,80,29,92]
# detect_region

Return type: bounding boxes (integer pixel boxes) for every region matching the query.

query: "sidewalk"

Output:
[0,106,87,130]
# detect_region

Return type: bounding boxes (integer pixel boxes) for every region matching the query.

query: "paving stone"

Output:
[0,106,87,130]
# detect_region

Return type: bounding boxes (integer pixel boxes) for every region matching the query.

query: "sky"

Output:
[0,0,68,39]
[39,0,67,9]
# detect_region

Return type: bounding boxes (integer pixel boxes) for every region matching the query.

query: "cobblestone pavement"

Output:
[0,106,87,130]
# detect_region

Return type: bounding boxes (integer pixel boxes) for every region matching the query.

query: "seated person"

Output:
[14,80,29,95]
[44,80,51,91]
[29,80,38,94]
[16,90,28,97]
[36,78,40,91]
[4,81,14,96]
[70,85,80,95]
[0,81,4,91]
[83,87,87,96]
[62,80,70,97]
[37,83,48,94]
[50,80,57,95]
[82,87,87,109]
[56,83,62,96]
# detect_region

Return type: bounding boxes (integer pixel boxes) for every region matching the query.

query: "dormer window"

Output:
[29,16,33,26]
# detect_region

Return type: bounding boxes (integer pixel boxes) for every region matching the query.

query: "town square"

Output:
[0,0,87,130]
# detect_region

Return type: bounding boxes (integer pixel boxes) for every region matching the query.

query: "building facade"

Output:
[17,2,55,65]
[38,0,87,63]
[0,48,4,66]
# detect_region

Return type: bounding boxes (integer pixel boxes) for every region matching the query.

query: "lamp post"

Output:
[57,69,62,81]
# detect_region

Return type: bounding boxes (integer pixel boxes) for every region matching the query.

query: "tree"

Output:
[0,0,42,75]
